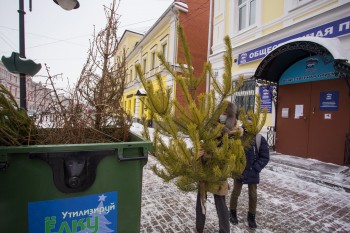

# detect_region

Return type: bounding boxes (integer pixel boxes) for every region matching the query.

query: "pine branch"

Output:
[136,26,266,214]
[0,84,36,146]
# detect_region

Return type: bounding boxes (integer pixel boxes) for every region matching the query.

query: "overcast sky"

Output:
[0,0,173,88]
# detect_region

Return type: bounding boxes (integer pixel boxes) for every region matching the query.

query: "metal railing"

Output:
[267,126,276,151]
[345,133,350,165]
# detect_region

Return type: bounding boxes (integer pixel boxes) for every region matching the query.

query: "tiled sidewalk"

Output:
[140,155,350,233]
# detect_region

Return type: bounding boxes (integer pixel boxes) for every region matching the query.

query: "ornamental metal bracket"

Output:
[334,59,350,96]
[255,79,278,108]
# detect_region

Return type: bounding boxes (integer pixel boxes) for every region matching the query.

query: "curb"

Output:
[266,161,350,193]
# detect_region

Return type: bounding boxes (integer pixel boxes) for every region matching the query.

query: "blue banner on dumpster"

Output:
[28,192,118,233]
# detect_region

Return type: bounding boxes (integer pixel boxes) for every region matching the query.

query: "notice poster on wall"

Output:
[282,108,289,118]
[295,105,304,119]
[324,113,332,119]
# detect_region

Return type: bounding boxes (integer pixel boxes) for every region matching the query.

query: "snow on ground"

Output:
[131,123,350,232]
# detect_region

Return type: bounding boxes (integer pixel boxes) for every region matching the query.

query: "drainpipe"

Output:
[171,6,178,100]
[206,0,213,93]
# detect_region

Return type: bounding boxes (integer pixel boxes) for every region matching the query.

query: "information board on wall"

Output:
[320,91,339,111]
[259,86,272,113]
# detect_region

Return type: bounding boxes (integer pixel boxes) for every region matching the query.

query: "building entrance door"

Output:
[308,78,349,164]
[276,79,350,164]
[275,83,311,157]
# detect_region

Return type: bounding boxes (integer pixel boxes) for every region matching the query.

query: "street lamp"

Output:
[1,0,80,110]
[53,0,80,11]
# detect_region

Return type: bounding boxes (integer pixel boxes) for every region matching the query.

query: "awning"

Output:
[253,37,347,83]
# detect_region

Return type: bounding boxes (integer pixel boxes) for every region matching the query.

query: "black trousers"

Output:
[195,191,230,233]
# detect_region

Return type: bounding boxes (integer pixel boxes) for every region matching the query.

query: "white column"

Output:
[135,95,141,120]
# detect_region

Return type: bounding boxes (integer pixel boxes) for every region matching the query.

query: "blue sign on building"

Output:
[28,192,118,233]
[238,16,350,65]
[279,55,338,85]
[259,86,272,113]
[320,91,339,111]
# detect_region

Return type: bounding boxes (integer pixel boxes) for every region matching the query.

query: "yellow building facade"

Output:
[209,0,350,164]
[209,0,350,131]
[116,0,211,125]
[116,4,185,123]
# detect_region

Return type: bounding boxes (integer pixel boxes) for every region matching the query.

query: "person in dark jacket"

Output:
[229,121,270,229]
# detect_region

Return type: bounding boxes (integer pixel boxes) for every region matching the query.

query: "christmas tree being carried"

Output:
[136,26,266,215]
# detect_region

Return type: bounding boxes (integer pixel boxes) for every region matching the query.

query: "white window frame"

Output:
[151,52,156,70]
[237,0,258,31]
[142,53,148,75]
[160,35,169,62]
[285,0,319,13]
[238,0,257,32]
[214,0,225,17]
[229,0,261,38]
[129,66,133,83]
[134,63,138,80]
[162,43,168,57]
[292,0,314,10]
[150,44,158,70]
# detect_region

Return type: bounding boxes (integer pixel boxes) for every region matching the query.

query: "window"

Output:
[233,80,256,112]
[134,65,138,80]
[150,44,158,70]
[162,43,168,61]
[160,35,168,62]
[151,52,156,69]
[143,58,147,74]
[286,0,315,12]
[293,0,313,8]
[238,0,256,31]
[142,53,148,75]
[129,69,133,83]
[128,100,131,114]
[134,99,136,114]
[214,0,224,16]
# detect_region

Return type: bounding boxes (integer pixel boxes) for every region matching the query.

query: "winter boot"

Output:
[196,229,203,233]
[229,209,238,225]
[247,212,257,229]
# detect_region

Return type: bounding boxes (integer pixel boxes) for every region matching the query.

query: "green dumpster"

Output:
[0,131,152,233]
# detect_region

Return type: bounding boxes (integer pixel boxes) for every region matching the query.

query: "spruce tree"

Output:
[136,26,266,214]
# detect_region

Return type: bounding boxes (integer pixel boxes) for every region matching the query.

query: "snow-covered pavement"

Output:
[140,155,350,232]
[131,123,350,232]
